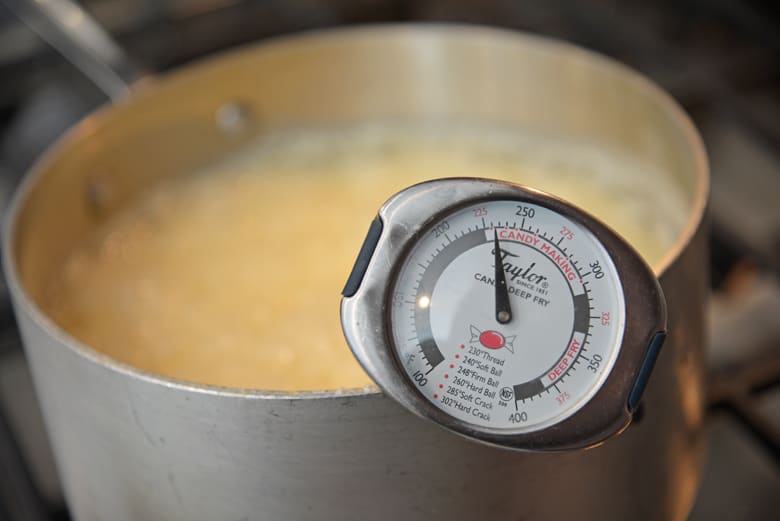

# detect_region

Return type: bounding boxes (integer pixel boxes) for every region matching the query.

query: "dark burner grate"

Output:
[708,347,780,465]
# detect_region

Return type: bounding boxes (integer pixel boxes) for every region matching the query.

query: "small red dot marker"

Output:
[450,364,455,368]
[434,394,439,399]
[460,344,465,349]
[439,384,444,389]
[444,374,449,379]
[455,354,460,359]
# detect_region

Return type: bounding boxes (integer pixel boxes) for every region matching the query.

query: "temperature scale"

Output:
[341,178,666,451]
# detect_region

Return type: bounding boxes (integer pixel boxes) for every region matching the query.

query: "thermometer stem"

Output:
[493,230,513,324]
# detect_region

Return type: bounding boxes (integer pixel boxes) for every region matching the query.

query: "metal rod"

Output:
[4,0,140,102]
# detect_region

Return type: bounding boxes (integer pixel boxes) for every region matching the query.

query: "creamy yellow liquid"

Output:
[43,125,687,390]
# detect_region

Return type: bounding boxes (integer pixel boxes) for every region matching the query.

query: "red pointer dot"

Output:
[444,374,449,379]
[450,364,455,368]
[455,354,460,359]
[439,384,444,389]
[434,394,439,399]
[460,344,465,349]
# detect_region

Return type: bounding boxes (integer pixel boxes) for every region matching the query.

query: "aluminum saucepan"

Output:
[3,25,708,521]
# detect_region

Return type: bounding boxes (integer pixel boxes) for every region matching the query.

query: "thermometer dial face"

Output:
[389,200,625,432]
[341,178,666,451]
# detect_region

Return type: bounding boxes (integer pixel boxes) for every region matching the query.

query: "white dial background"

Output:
[389,200,626,432]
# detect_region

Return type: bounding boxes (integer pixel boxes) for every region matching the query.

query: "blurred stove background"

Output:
[0,1,779,519]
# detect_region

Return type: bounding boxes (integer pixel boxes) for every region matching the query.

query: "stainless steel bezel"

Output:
[341,178,666,451]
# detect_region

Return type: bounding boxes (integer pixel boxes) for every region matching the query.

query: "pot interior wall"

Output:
[9,26,705,379]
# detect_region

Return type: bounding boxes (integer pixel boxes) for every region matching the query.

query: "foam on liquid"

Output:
[43,125,687,390]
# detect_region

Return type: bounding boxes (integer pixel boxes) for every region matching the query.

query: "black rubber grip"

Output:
[627,331,667,412]
[342,217,383,297]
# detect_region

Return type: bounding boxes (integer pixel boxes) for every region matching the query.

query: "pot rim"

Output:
[1,23,709,401]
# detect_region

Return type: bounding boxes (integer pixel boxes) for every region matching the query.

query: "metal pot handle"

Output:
[4,0,142,101]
